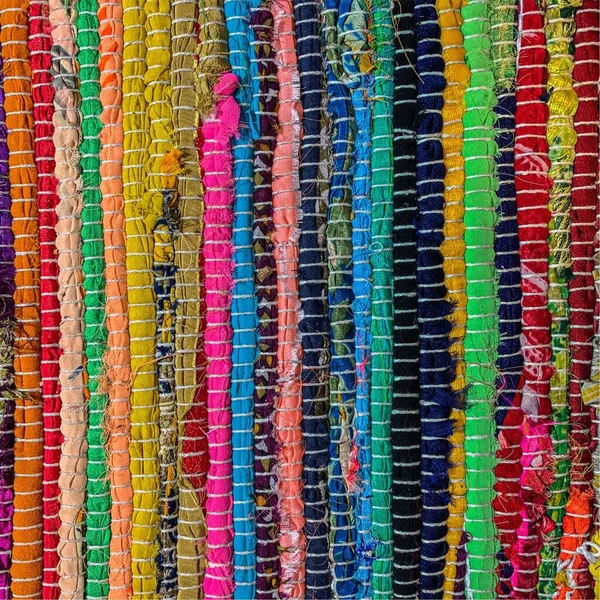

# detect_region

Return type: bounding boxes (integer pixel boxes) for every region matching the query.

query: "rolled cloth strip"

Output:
[76,0,112,593]
[514,0,553,594]
[0,55,16,597]
[0,0,43,596]
[295,0,331,590]
[490,0,522,594]
[171,0,207,592]
[560,0,599,596]
[201,72,239,600]
[28,0,61,593]
[224,0,258,594]
[414,0,455,594]
[98,0,133,593]
[27,1,61,595]
[250,0,281,593]
[391,0,421,594]
[437,0,469,594]
[369,0,394,593]
[272,3,306,595]
[539,0,579,593]
[461,0,501,595]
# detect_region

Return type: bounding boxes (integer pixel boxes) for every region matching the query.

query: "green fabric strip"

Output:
[369,0,394,594]
[461,0,500,596]
[77,0,111,594]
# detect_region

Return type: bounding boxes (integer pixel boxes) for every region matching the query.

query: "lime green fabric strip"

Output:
[77,0,111,595]
[370,0,394,595]
[461,0,500,596]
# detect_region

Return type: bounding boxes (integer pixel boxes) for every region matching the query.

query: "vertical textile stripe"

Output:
[201,73,239,600]
[250,2,281,594]
[539,0,579,594]
[0,55,16,597]
[414,0,454,594]
[513,0,553,594]
[514,0,553,594]
[224,0,258,595]
[369,0,394,594]
[98,0,133,593]
[561,1,599,596]
[76,0,112,593]
[436,0,469,594]
[154,153,180,597]
[490,0,522,595]
[122,0,157,590]
[295,0,331,590]
[323,0,358,589]
[172,0,207,589]
[392,0,421,594]
[142,0,174,591]
[272,4,306,595]
[50,0,87,595]
[461,0,500,595]
[28,1,61,595]
[0,0,43,596]
[323,0,357,594]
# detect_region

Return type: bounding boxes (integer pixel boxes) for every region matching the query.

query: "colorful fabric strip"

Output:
[295,0,331,590]
[224,0,258,595]
[391,0,421,595]
[201,73,239,599]
[414,0,455,594]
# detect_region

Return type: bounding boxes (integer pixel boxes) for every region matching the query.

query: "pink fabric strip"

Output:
[272,3,305,597]
[201,72,240,600]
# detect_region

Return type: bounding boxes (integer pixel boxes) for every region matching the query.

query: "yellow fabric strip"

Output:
[122,0,158,595]
[437,0,469,594]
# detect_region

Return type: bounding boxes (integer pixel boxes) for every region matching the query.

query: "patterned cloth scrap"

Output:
[0,55,15,596]
[272,3,305,595]
[224,0,258,595]
[98,0,133,593]
[539,0,579,594]
[514,0,553,594]
[295,0,331,589]
[0,0,44,596]
[322,0,357,593]
[461,0,500,595]
[50,0,88,596]
[437,0,468,594]
[391,0,420,595]
[201,73,239,599]
[154,152,180,597]
[490,0,522,595]
[77,0,112,593]
[250,0,281,593]
[414,0,454,594]
[339,0,373,591]
[28,0,61,595]
[562,0,599,596]
[369,0,394,593]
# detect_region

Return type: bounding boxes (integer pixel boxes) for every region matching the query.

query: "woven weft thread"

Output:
[514,0,553,594]
[0,0,43,595]
[391,0,420,594]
